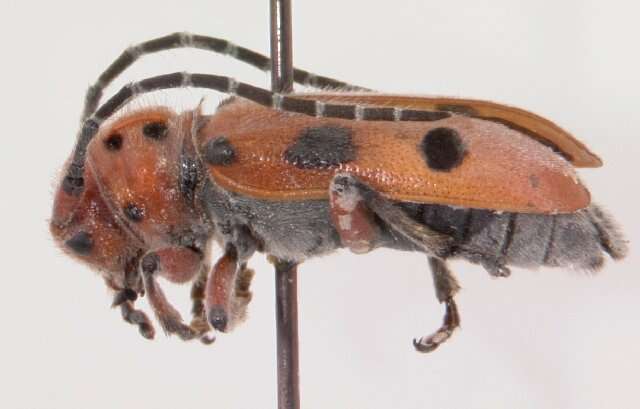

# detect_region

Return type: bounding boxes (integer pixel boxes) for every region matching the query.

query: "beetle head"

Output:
[51,107,209,289]
[51,163,143,290]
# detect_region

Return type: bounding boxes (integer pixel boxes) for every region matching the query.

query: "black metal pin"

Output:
[270,1,300,409]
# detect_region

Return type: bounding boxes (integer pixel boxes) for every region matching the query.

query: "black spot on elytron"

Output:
[65,231,93,255]
[204,137,236,166]
[123,203,145,222]
[104,133,123,151]
[421,127,465,171]
[284,126,355,169]
[142,121,168,140]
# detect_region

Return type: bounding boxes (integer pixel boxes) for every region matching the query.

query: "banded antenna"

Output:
[82,32,372,121]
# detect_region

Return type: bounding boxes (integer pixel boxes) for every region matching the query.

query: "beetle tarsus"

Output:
[116,296,156,340]
[413,297,460,353]
[158,315,200,341]
[141,256,205,341]
[413,257,461,352]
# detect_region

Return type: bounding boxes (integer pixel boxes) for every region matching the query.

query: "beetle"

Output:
[50,32,627,352]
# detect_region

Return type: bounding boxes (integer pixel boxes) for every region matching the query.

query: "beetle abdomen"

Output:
[403,203,627,272]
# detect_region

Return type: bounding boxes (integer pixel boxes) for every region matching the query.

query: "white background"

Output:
[1,0,639,408]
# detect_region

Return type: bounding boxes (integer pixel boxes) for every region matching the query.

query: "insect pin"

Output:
[51,32,627,351]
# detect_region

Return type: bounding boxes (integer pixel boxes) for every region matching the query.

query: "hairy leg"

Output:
[205,225,258,333]
[205,245,238,332]
[111,287,155,340]
[139,246,207,341]
[228,263,255,327]
[189,265,215,344]
[329,173,458,352]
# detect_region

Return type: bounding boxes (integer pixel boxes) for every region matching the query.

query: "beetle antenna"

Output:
[82,32,371,121]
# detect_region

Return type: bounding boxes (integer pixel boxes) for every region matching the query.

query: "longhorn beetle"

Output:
[51,32,627,352]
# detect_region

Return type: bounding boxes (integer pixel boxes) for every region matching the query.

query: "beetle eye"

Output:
[65,231,94,255]
[142,121,168,140]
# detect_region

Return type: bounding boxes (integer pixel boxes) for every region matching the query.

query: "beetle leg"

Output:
[110,287,155,340]
[330,174,460,352]
[206,261,255,333]
[329,175,379,253]
[189,265,216,344]
[205,245,238,332]
[190,266,207,326]
[229,263,255,324]
[140,246,207,341]
[413,257,461,353]
[205,226,258,333]
[330,174,452,256]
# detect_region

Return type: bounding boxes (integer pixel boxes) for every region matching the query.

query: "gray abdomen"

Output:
[201,180,342,262]
[202,177,625,270]
[402,203,627,272]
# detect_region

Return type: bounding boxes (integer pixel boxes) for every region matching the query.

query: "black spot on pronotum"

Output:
[204,137,236,166]
[284,126,355,169]
[104,133,123,151]
[142,121,168,140]
[123,203,145,222]
[421,127,465,171]
[65,231,93,255]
